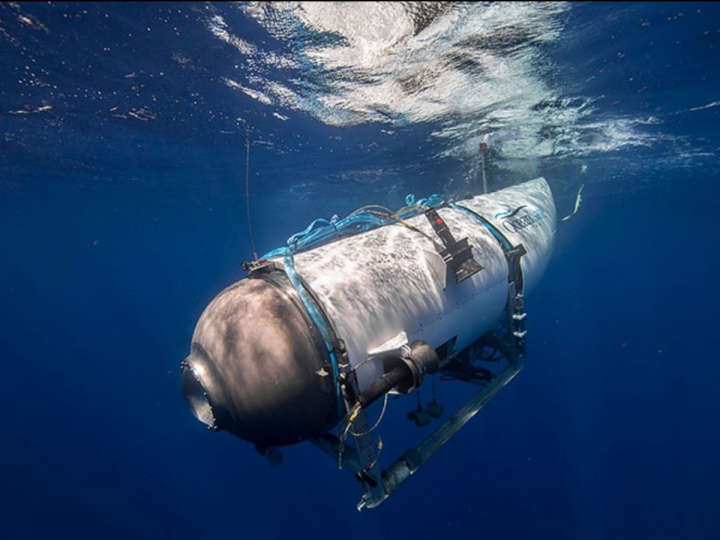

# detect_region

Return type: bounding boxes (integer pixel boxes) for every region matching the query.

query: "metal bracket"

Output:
[424,208,483,283]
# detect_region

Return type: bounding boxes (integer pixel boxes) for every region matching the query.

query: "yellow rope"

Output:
[560,184,585,222]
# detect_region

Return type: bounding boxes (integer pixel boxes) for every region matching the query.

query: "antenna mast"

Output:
[479,141,488,194]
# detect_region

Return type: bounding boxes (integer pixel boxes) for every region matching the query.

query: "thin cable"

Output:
[365,436,383,471]
[350,393,389,437]
[337,388,390,467]
[346,204,396,217]
[338,403,361,469]
[244,124,258,260]
[363,208,444,250]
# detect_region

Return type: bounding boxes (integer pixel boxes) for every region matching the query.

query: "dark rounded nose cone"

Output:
[183,276,339,447]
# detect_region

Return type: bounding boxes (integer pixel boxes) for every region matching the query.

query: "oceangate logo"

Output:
[495,205,546,233]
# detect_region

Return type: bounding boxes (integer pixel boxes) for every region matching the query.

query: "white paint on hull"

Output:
[288,177,556,390]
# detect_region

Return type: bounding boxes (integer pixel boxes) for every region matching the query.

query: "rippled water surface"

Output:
[2,3,719,539]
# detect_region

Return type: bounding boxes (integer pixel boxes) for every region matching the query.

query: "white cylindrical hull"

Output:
[292,177,557,390]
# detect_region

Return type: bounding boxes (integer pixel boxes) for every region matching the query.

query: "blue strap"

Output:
[266,193,444,257]
[287,216,339,251]
[450,203,513,251]
[255,194,447,417]
[280,248,344,416]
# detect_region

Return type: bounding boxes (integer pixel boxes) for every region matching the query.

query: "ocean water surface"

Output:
[2,2,719,539]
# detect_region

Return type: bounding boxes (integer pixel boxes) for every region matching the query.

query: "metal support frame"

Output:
[358,277,527,510]
[370,359,522,509]
[311,261,529,510]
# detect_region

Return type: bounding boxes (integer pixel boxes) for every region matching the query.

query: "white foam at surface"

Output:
[207,2,676,166]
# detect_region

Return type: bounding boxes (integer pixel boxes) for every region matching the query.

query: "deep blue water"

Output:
[2,2,719,539]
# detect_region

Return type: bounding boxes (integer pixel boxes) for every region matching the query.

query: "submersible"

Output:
[182,177,556,509]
